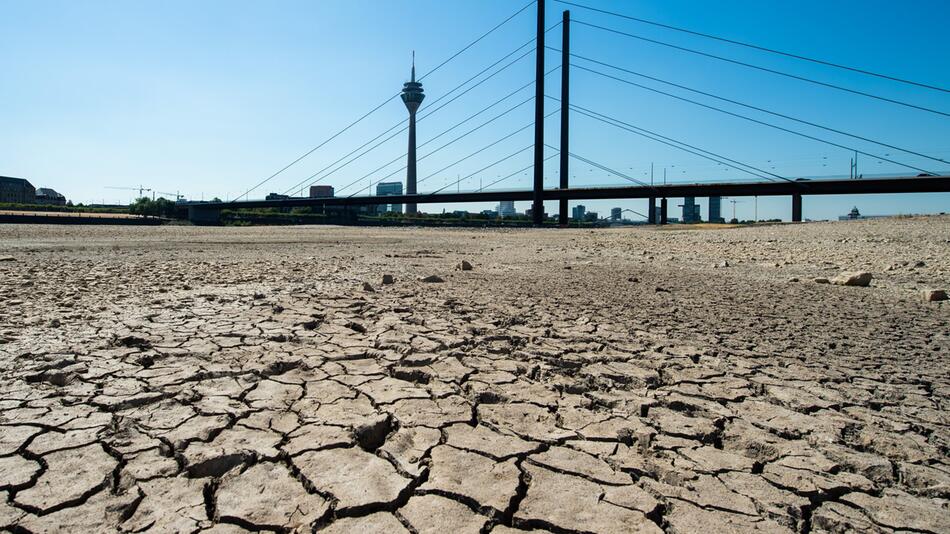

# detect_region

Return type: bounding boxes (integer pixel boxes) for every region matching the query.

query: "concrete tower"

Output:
[401,52,425,215]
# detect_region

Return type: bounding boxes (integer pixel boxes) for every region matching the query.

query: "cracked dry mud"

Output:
[0,217,948,533]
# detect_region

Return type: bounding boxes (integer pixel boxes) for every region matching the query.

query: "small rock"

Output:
[421,275,444,283]
[814,277,831,284]
[922,289,948,302]
[788,277,800,283]
[716,261,729,268]
[362,282,375,292]
[832,271,872,287]
[655,287,670,293]
[382,274,394,285]
[458,260,473,271]
[628,277,639,283]
[0,256,15,262]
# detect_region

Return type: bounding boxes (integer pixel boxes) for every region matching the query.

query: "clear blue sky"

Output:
[2,0,948,221]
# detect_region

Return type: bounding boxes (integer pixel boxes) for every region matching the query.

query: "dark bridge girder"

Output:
[186,175,950,215]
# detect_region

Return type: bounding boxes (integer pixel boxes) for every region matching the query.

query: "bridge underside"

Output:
[186,175,950,223]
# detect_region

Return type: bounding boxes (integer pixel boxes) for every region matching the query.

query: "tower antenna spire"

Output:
[411,50,416,82]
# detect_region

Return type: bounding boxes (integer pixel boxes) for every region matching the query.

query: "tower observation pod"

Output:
[401,52,425,215]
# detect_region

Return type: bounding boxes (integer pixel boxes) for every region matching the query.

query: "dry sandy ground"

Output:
[0,217,948,534]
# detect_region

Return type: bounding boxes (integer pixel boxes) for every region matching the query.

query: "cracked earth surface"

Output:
[0,217,948,533]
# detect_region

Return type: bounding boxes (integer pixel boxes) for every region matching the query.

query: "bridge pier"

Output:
[648,197,656,224]
[660,198,668,225]
[792,194,803,222]
[188,205,221,225]
[531,0,545,226]
[558,9,570,227]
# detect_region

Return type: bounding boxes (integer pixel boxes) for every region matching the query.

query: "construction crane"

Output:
[106,186,153,200]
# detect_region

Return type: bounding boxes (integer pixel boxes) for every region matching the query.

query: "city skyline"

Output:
[2,0,948,221]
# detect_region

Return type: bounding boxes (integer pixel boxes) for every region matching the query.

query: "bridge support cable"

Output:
[419,0,537,83]
[553,0,949,94]
[282,43,539,197]
[237,94,399,201]
[557,97,791,182]
[430,144,535,194]
[340,94,537,196]
[567,154,651,189]
[572,107,785,182]
[479,152,559,191]
[238,0,538,201]
[338,109,557,197]
[561,50,949,165]
[570,62,940,175]
[542,142,653,188]
[413,109,560,190]
[573,20,950,118]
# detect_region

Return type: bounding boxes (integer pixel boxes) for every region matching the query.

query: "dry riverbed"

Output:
[0,217,948,533]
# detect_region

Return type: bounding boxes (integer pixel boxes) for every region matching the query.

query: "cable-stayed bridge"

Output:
[185,0,950,225]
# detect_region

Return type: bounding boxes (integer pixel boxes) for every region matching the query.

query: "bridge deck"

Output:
[187,175,950,211]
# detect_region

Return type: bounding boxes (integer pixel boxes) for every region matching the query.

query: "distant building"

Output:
[525,208,547,219]
[266,193,290,201]
[572,204,586,220]
[681,197,701,223]
[838,206,889,221]
[708,196,724,223]
[309,185,334,198]
[0,176,36,204]
[480,209,498,218]
[35,188,66,206]
[584,211,599,222]
[376,181,403,213]
[610,207,622,221]
[653,205,662,223]
[497,200,516,217]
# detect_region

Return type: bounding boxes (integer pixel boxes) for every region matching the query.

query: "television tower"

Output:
[401,52,425,215]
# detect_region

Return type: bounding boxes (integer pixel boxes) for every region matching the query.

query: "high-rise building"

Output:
[376,181,403,213]
[572,204,586,220]
[309,185,334,198]
[681,197,695,222]
[681,197,701,223]
[401,53,425,215]
[610,207,622,221]
[708,196,723,223]
[497,200,516,217]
